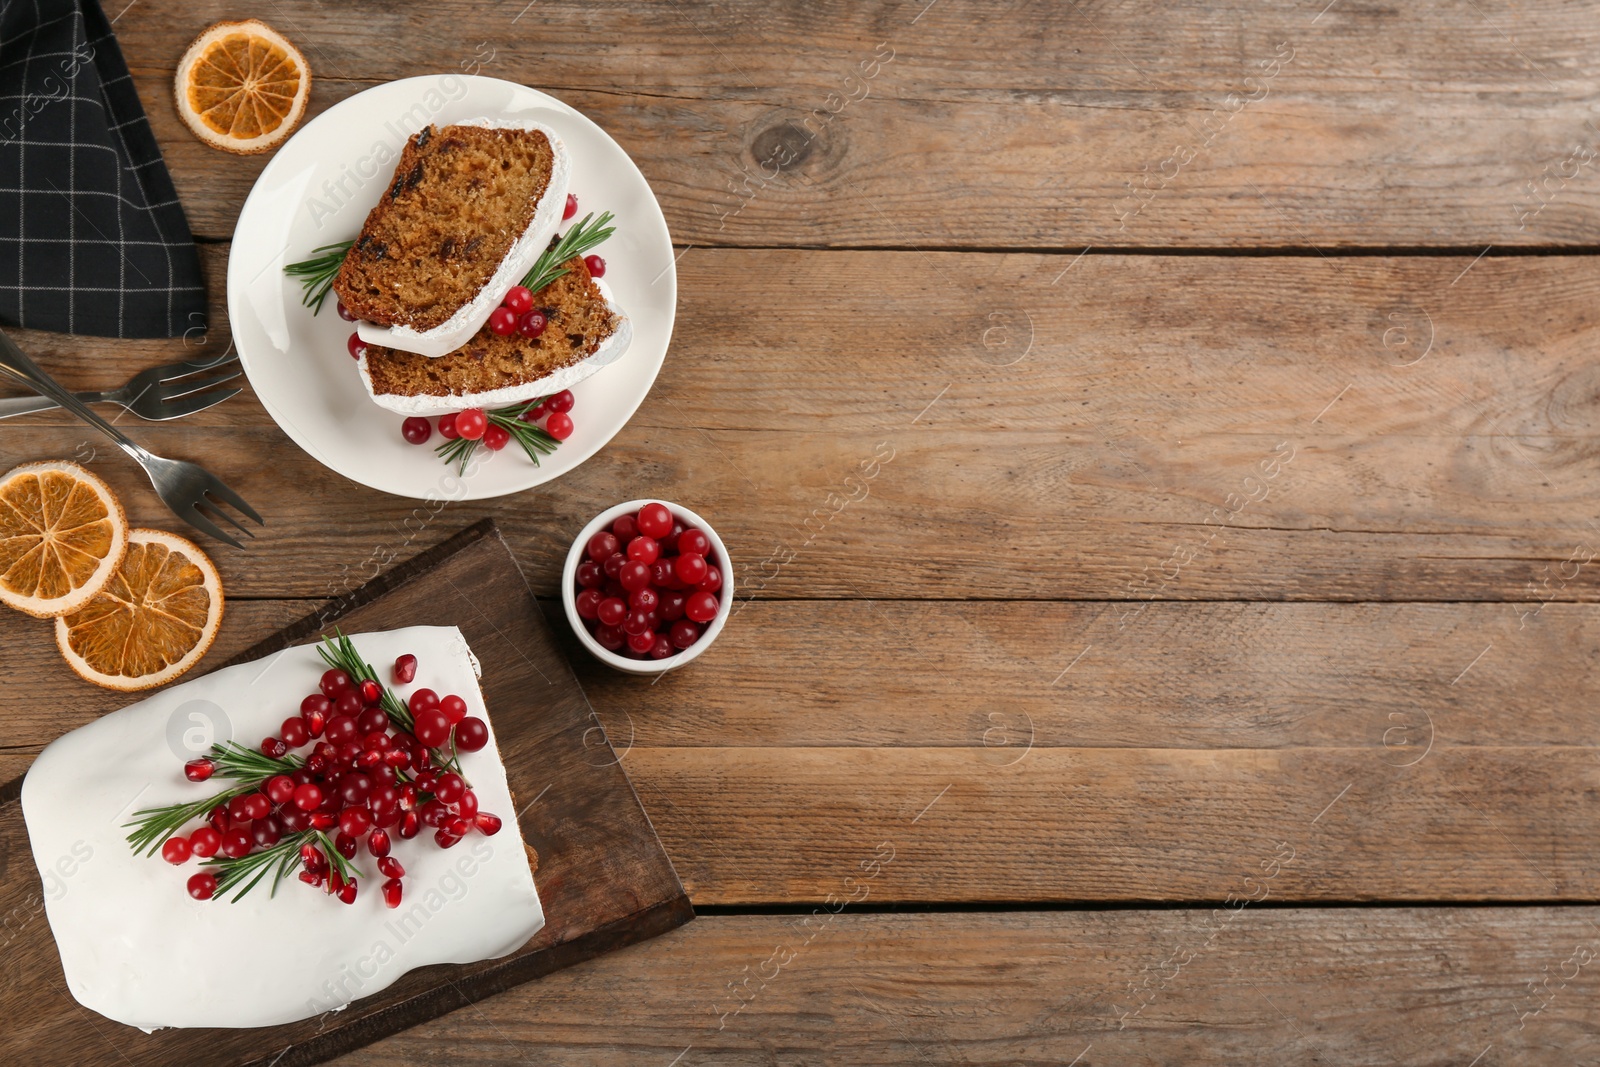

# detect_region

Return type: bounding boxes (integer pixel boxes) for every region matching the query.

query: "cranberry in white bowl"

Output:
[563,500,732,674]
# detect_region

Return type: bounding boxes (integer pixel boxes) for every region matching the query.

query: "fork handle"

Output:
[0,389,117,419]
[0,331,151,464]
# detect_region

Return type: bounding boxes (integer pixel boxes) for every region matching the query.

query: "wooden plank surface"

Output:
[104,1,1600,248]
[331,911,1600,1066]
[0,523,690,1066]
[7,246,1600,602]
[8,598,1597,904]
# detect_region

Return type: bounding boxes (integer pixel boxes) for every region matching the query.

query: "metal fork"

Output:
[0,328,264,549]
[0,350,241,421]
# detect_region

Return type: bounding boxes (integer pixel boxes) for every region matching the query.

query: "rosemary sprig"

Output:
[284,239,355,314]
[520,211,615,294]
[317,629,412,731]
[203,829,362,902]
[124,743,302,857]
[434,398,560,476]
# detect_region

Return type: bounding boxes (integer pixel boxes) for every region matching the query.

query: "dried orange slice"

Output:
[0,461,127,618]
[56,529,224,691]
[174,19,310,155]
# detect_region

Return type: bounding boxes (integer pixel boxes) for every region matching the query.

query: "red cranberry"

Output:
[281,807,311,832]
[603,551,627,579]
[321,669,352,698]
[336,300,358,322]
[686,591,720,624]
[401,417,432,445]
[546,389,575,414]
[502,285,533,314]
[596,596,627,627]
[357,706,388,734]
[227,794,253,823]
[636,503,673,540]
[439,413,459,440]
[339,807,372,837]
[456,409,487,439]
[208,804,230,834]
[475,812,503,836]
[488,306,518,335]
[576,588,603,620]
[221,828,252,859]
[393,654,418,684]
[593,623,625,651]
[454,717,489,752]
[650,561,676,588]
[576,560,604,589]
[334,690,363,718]
[252,816,284,848]
[420,800,450,828]
[622,609,652,637]
[517,309,548,338]
[483,423,511,451]
[662,520,685,553]
[619,560,651,592]
[434,773,466,803]
[347,332,368,359]
[584,254,606,278]
[301,692,332,719]
[612,514,639,541]
[627,629,656,654]
[545,411,574,440]
[586,531,619,563]
[339,773,373,805]
[187,872,217,900]
[456,789,479,818]
[382,877,404,908]
[408,688,439,715]
[161,836,192,865]
[184,758,214,782]
[675,553,709,586]
[660,590,687,621]
[414,707,451,748]
[324,714,358,745]
[267,774,297,804]
[243,793,271,821]
[678,529,711,557]
[670,620,701,650]
[650,635,676,659]
[281,717,309,748]
[414,770,439,793]
[563,192,578,220]
[189,826,222,858]
[440,694,468,725]
[293,783,323,811]
[700,566,723,593]
[629,586,659,612]
[627,536,659,564]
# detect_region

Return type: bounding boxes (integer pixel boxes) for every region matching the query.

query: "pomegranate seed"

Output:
[563,192,578,220]
[347,332,368,359]
[336,301,358,322]
[393,654,417,684]
[335,831,359,859]
[321,669,352,698]
[281,717,309,748]
[517,309,547,338]
[299,870,323,888]
[488,307,518,336]
[408,688,440,715]
[310,811,337,830]
[545,411,574,441]
[456,789,479,818]
[670,619,701,650]
[483,423,511,451]
[261,736,288,758]
[546,389,575,414]
[367,829,391,857]
[382,877,404,908]
[329,868,345,895]
[384,747,410,768]
[208,805,230,834]
[444,816,471,838]
[161,836,192,865]
[636,503,673,540]
[400,783,420,810]
[586,531,619,563]
[303,709,327,739]
[338,879,358,905]
[475,812,504,836]
[293,783,323,811]
[221,828,252,859]
[440,694,468,725]
[300,842,326,871]
[584,254,606,278]
[401,416,432,445]
[184,758,214,782]
[439,413,460,440]
[435,828,463,849]
[378,856,405,879]
[502,285,533,314]
[454,717,490,752]
[190,826,222,858]
[267,774,297,804]
[686,591,719,624]
[187,872,217,901]
[399,811,421,839]
[359,679,382,706]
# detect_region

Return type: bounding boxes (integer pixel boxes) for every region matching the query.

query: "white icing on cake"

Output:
[20,626,544,1031]
[354,119,572,359]
[356,277,633,416]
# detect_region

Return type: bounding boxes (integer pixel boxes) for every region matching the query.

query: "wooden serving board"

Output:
[0,519,692,1066]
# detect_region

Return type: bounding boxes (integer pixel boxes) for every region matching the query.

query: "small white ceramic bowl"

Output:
[562,499,734,674]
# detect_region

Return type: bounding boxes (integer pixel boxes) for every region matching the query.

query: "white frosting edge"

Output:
[354,119,572,359]
[357,277,633,416]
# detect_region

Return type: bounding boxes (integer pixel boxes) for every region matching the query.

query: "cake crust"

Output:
[333,124,555,332]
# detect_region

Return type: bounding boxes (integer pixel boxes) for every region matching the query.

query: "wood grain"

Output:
[335,911,1600,1066]
[110,1,1600,248]
[0,522,690,1066]
[5,246,1600,602]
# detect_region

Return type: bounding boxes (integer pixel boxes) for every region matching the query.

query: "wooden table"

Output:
[6,1,1599,1061]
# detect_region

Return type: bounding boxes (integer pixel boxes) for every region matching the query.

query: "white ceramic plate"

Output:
[227,75,676,500]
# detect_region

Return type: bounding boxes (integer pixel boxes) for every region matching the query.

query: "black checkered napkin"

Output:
[0,0,206,338]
